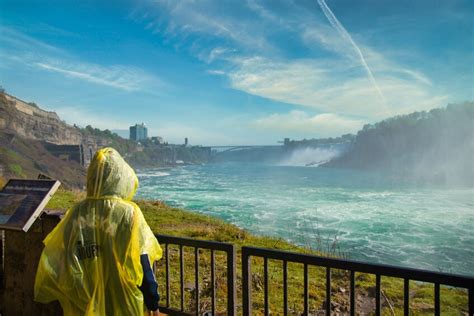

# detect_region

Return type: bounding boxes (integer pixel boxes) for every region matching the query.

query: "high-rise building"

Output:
[129,123,148,141]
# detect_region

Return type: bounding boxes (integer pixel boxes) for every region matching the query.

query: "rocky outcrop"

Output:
[0,93,114,165]
[0,93,84,145]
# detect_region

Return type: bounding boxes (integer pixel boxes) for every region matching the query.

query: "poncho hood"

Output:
[86,147,138,200]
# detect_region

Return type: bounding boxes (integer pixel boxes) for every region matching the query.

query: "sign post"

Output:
[0,179,63,315]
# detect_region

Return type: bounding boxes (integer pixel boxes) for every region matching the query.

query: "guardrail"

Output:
[155,234,236,316]
[242,246,474,316]
[154,235,473,315]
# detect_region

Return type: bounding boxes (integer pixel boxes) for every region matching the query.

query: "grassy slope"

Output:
[46,190,468,315]
[0,132,86,188]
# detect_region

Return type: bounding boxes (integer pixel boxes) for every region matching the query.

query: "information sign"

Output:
[0,179,61,232]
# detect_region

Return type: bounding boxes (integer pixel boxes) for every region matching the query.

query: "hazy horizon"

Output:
[1,0,473,146]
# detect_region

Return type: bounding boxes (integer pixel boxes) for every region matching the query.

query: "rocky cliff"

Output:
[0,92,115,166]
[0,92,112,187]
[0,93,84,145]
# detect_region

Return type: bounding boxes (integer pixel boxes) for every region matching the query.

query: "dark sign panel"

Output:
[0,179,61,232]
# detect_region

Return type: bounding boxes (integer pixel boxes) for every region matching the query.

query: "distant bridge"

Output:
[210,145,282,153]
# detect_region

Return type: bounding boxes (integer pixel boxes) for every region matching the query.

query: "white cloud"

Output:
[35,61,164,92]
[136,0,447,122]
[138,0,275,53]
[207,69,226,76]
[1,27,168,93]
[0,26,65,55]
[200,47,236,63]
[316,0,385,106]
[252,110,364,137]
[227,55,445,119]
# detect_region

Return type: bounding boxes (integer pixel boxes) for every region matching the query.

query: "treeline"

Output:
[80,125,137,155]
[80,125,211,167]
[285,134,355,148]
[325,102,474,185]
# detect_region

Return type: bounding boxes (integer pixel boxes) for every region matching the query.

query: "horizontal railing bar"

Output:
[242,246,474,289]
[156,234,234,252]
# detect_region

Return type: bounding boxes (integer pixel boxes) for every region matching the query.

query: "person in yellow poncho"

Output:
[34,147,162,315]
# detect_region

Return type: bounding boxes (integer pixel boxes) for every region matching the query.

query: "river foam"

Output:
[136,163,474,276]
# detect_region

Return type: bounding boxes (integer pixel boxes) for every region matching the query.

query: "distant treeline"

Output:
[80,125,137,155]
[325,102,474,185]
[79,125,211,167]
[285,134,355,148]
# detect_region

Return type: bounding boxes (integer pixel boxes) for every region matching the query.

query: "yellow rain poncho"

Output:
[34,148,162,315]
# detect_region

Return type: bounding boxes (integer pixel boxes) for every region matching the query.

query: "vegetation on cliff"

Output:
[80,125,138,156]
[325,102,474,186]
[0,132,86,188]
[45,190,470,315]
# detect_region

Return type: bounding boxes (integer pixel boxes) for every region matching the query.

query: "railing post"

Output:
[194,247,200,314]
[403,278,409,316]
[375,274,381,316]
[165,243,170,308]
[242,247,252,315]
[227,245,236,316]
[264,257,269,316]
[326,267,331,315]
[283,260,288,316]
[434,283,440,316]
[179,245,184,311]
[469,288,473,316]
[211,249,216,315]
[350,270,355,316]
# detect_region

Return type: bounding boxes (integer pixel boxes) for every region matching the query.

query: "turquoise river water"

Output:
[136,163,474,276]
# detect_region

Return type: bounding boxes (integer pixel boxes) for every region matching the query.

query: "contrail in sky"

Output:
[317,0,387,106]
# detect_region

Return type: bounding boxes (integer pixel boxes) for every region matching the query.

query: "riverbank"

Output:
[44,189,469,315]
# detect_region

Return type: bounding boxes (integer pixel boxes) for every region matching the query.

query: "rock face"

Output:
[0,93,84,145]
[0,93,111,166]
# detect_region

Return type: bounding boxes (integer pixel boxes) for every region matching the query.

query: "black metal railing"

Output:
[155,234,236,316]
[241,246,474,316]
[152,235,473,315]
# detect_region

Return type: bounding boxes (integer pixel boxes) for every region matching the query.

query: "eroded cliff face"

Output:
[0,93,83,145]
[0,92,116,188]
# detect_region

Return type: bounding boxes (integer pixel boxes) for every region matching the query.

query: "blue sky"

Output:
[0,0,472,145]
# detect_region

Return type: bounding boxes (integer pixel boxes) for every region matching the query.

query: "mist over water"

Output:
[279,147,343,167]
[137,163,474,276]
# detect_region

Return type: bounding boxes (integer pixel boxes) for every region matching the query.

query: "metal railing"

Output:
[152,235,473,315]
[155,234,236,316]
[241,246,474,316]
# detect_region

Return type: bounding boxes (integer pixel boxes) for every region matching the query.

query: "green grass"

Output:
[46,190,470,315]
[7,163,25,178]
